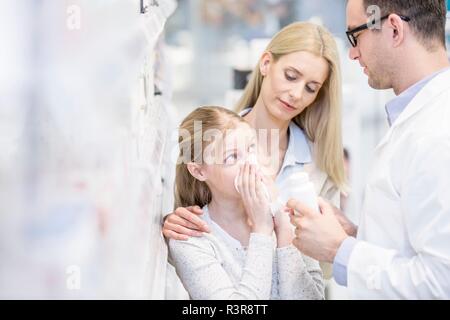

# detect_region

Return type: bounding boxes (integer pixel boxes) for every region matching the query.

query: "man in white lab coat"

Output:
[288,0,450,299]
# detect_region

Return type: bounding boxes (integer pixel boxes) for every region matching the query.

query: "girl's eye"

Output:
[225,153,238,164]
[248,143,256,153]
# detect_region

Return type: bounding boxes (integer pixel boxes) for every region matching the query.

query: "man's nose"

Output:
[348,45,360,61]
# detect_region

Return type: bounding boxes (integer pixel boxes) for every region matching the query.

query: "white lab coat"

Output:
[348,69,450,299]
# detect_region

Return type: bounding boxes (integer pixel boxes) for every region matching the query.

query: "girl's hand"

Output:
[162,206,210,241]
[273,207,295,248]
[236,162,274,236]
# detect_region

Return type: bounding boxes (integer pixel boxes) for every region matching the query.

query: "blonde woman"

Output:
[170,106,324,299]
[163,22,347,279]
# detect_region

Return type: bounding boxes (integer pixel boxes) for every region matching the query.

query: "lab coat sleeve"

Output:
[347,135,450,299]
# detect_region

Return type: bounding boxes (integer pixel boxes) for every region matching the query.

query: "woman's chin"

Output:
[269,106,296,122]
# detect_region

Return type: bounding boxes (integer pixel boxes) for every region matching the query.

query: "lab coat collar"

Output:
[375,68,450,150]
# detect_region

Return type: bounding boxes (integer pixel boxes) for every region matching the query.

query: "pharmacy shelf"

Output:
[0,0,178,299]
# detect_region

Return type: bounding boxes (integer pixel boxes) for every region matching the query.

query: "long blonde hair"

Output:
[175,106,247,208]
[235,22,346,189]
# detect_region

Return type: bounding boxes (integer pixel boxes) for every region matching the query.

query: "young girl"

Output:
[169,106,324,300]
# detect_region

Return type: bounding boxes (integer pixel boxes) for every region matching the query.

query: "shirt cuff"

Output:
[332,236,357,287]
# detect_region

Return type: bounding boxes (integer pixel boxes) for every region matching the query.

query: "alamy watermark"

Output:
[367,5,383,30]
[173,121,282,176]
[66,5,81,30]
[66,265,81,290]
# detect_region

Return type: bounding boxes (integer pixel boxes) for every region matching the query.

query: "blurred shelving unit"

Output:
[0,0,178,299]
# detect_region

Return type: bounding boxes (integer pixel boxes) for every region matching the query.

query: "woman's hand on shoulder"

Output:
[163,206,210,241]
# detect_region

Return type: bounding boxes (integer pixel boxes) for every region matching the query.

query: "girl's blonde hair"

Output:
[235,22,346,189]
[175,106,247,208]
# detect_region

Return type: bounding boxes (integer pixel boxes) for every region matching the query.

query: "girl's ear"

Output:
[187,163,207,182]
[259,52,272,77]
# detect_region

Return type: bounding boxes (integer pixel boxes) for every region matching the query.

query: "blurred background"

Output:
[1,0,449,299]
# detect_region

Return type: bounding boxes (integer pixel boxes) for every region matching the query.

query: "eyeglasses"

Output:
[346,14,411,47]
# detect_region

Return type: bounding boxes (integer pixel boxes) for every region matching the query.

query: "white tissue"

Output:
[233,158,273,215]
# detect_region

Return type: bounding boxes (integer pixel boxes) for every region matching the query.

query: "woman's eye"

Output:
[248,143,256,152]
[285,72,296,81]
[305,85,316,93]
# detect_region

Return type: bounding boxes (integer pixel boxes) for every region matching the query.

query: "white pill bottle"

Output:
[271,171,319,215]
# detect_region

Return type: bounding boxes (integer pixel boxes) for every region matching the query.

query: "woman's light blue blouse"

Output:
[239,107,313,188]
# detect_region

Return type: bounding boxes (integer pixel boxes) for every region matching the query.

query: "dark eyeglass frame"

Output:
[346,14,411,47]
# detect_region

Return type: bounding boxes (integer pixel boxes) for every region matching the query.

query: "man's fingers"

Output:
[318,197,342,217]
[287,197,334,217]
[317,197,334,216]
[163,229,189,241]
[286,199,316,217]
[289,213,301,227]
[284,207,294,214]
[165,222,204,237]
[175,207,210,232]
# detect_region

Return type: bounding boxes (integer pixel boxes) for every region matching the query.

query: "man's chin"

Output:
[368,77,391,90]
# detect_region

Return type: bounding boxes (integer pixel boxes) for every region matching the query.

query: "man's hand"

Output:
[333,204,358,237]
[287,198,348,263]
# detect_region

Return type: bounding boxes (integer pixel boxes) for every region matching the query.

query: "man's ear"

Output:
[387,14,406,48]
[259,52,272,76]
[187,163,207,182]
